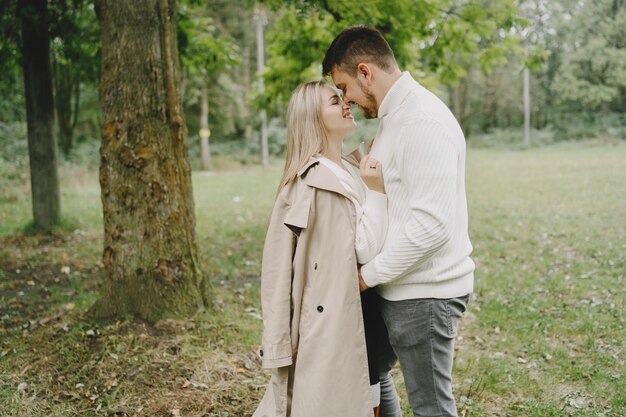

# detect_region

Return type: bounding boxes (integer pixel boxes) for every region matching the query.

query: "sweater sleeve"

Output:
[361,119,458,288]
[355,188,388,264]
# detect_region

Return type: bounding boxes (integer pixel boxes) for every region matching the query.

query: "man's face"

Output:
[331,68,378,119]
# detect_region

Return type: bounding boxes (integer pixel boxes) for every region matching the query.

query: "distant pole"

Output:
[242,44,253,147]
[523,67,531,146]
[199,82,211,171]
[254,4,269,167]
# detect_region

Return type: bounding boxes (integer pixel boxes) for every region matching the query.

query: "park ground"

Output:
[1,141,625,416]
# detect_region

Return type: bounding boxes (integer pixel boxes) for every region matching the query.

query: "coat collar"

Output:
[297,155,351,200]
[285,155,351,234]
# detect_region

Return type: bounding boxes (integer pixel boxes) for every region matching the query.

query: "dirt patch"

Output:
[0,233,103,333]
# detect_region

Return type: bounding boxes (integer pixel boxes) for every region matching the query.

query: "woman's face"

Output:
[320,84,356,138]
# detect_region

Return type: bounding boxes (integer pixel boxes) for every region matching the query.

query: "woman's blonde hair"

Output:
[278,81,329,193]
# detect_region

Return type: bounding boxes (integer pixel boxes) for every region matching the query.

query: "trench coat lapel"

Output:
[298,156,352,201]
[286,155,360,236]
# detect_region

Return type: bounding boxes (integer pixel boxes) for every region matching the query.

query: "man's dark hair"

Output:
[322,25,397,77]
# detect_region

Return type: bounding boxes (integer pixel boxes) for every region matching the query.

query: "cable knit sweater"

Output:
[360,72,475,301]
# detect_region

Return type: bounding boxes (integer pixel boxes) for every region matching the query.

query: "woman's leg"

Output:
[362,289,384,416]
[373,292,402,417]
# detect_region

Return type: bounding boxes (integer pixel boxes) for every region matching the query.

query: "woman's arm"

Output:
[259,191,297,369]
[355,155,388,264]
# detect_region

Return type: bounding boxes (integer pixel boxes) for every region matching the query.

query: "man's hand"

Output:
[357,265,369,292]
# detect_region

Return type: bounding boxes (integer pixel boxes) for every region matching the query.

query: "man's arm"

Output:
[361,119,458,288]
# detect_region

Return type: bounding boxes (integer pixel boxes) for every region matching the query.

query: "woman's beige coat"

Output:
[252,156,373,417]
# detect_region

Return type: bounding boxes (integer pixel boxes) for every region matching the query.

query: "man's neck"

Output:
[375,69,403,111]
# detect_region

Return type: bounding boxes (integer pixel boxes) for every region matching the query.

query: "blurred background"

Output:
[1,0,624,175]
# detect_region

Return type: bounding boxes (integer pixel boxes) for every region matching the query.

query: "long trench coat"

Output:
[252,155,373,417]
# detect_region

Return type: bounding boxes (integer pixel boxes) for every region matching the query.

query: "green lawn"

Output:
[0,142,625,416]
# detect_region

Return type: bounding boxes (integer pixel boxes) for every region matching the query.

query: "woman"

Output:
[252,81,387,417]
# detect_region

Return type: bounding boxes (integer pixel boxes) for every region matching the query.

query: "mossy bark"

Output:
[92,0,208,322]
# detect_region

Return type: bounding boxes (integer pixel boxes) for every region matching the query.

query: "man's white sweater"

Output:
[360,71,475,301]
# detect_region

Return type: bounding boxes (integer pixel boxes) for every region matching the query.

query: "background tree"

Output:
[178,0,239,171]
[550,0,626,113]
[92,0,207,321]
[19,0,61,232]
[48,0,100,156]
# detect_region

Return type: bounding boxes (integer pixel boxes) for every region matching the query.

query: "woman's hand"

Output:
[359,154,385,194]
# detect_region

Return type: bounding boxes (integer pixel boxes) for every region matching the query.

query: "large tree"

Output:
[92,0,208,321]
[20,0,61,231]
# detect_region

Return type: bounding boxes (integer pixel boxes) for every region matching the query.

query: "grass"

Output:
[1,141,625,416]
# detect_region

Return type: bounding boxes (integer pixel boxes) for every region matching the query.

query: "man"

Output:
[323,26,475,417]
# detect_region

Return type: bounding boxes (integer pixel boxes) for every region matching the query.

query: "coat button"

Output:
[314,263,318,270]
[259,349,263,357]
[317,305,324,313]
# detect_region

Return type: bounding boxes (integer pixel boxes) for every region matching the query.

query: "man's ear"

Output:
[357,63,373,84]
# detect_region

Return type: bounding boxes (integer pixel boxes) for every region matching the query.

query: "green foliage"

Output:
[259,0,524,107]
[48,0,100,82]
[0,0,100,156]
[468,127,556,149]
[0,0,25,124]
[178,2,240,77]
[259,6,335,106]
[0,75,25,122]
[550,0,626,110]
[178,1,256,145]
[0,0,21,92]
[551,112,626,141]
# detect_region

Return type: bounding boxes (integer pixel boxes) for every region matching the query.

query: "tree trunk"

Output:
[199,82,211,171]
[92,0,208,321]
[523,68,531,146]
[242,44,254,148]
[453,77,470,136]
[52,55,80,156]
[20,0,60,232]
[255,5,269,167]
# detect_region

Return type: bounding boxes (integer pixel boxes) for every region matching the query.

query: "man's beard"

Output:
[357,80,378,119]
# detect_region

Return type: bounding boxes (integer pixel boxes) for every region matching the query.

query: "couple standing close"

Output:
[253,26,474,417]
